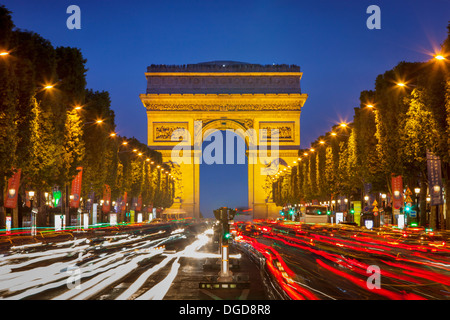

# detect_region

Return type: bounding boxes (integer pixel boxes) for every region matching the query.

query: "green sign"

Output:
[53,190,62,207]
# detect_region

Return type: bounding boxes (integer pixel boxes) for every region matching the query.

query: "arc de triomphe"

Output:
[140,61,307,219]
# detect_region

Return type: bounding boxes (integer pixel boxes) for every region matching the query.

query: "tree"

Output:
[81,89,116,200]
[26,98,62,190]
[0,6,174,228]
[374,62,422,178]
[0,5,18,227]
[400,88,438,225]
[337,129,359,198]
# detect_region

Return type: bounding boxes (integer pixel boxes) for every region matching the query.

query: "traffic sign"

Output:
[410,210,417,218]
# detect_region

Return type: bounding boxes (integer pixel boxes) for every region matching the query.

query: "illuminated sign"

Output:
[53,190,62,207]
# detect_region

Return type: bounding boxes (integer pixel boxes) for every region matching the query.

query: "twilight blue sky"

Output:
[3,0,449,216]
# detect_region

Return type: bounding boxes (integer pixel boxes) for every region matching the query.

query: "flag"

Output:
[102,185,111,213]
[426,150,443,206]
[4,169,21,209]
[391,175,403,210]
[70,167,83,208]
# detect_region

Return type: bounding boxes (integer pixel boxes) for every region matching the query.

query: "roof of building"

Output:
[147,61,300,73]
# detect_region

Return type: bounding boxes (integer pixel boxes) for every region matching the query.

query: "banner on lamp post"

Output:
[426,150,443,206]
[70,167,83,208]
[5,169,21,209]
[391,175,403,210]
[102,185,111,213]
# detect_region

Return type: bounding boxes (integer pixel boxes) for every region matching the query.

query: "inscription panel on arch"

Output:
[153,122,189,142]
[259,121,295,142]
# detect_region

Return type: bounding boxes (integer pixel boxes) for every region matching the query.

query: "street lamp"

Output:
[0,51,10,56]
[28,191,35,206]
[414,188,420,215]
[396,82,416,89]
[84,119,103,125]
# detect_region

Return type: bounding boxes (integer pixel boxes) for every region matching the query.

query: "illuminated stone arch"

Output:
[140,61,308,219]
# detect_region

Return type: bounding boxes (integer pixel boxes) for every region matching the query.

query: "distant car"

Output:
[150,218,164,224]
[300,205,328,224]
[237,223,261,236]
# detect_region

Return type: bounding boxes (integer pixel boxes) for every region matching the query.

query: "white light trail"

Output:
[0,227,220,300]
[130,229,214,300]
[135,257,181,300]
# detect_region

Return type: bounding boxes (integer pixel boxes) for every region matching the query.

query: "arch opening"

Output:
[199,130,248,219]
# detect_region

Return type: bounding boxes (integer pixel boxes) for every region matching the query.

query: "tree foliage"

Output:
[0,6,174,227]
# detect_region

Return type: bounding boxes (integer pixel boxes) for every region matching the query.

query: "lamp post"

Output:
[100,199,104,223]
[381,193,387,224]
[28,191,37,236]
[414,187,420,208]
[364,195,369,207]
[44,192,49,226]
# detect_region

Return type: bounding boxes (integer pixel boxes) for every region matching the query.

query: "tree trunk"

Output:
[430,205,437,230]
[0,176,5,229]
